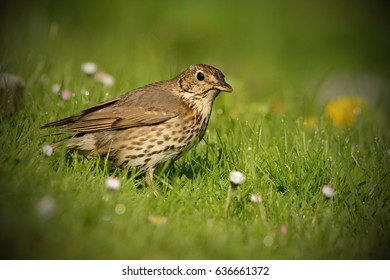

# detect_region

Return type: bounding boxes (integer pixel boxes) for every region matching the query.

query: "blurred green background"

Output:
[1,0,389,259]
[2,0,389,89]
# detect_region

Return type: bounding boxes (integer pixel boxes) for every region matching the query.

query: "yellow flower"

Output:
[325,96,366,127]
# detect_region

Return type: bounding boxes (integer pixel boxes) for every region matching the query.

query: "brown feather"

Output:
[41,80,187,134]
[40,96,121,129]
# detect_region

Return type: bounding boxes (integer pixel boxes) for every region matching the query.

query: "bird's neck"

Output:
[180,89,219,116]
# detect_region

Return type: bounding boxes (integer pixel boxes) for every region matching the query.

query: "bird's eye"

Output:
[196,72,205,81]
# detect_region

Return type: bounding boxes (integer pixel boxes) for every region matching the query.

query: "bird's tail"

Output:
[49,134,98,153]
[46,138,68,150]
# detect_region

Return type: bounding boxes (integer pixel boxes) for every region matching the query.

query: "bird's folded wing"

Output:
[65,105,177,133]
[40,96,121,129]
[42,84,184,134]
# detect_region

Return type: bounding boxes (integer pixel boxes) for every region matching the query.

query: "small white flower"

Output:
[36,196,56,220]
[386,149,390,156]
[250,193,262,203]
[322,185,336,198]
[51,83,61,94]
[61,89,72,100]
[229,171,246,185]
[42,144,53,157]
[95,70,115,87]
[105,176,121,191]
[81,62,98,75]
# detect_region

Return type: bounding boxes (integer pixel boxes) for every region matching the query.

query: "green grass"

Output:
[1,0,389,259]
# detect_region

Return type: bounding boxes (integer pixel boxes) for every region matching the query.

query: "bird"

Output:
[41,64,233,186]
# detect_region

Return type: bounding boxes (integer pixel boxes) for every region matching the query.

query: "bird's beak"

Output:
[215,81,233,92]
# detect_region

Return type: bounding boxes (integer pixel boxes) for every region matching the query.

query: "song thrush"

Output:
[41,64,232,185]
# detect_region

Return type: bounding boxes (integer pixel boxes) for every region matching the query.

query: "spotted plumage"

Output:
[41,64,232,185]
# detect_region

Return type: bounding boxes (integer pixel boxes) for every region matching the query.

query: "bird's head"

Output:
[177,64,233,98]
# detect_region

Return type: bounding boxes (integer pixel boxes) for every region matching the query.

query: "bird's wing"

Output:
[40,96,121,129]
[41,82,184,134]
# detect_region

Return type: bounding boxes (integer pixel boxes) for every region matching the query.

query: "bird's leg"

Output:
[146,167,160,197]
[145,167,154,187]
